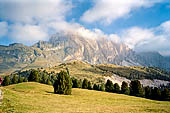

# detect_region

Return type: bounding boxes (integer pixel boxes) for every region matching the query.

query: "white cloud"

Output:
[0,0,72,45]
[0,21,8,37]
[121,20,170,56]
[81,0,163,24]
[0,0,72,24]
[8,24,49,45]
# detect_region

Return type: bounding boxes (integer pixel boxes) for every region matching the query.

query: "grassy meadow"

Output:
[1,82,170,113]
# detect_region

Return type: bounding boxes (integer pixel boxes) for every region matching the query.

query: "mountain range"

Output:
[0,31,170,75]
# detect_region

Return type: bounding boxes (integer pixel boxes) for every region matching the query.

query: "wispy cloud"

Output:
[81,0,163,24]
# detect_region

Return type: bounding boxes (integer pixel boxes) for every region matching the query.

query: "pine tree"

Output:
[82,78,88,89]
[53,71,72,95]
[93,83,99,90]
[72,78,80,88]
[18,76,24,83]
[144,86,152,99]
[130,80,144,97]
[23,77,28,82]
[105,80,114,92]
[99,84,105,91]
[41,73,48,84]
[11,75,18,84]
[113,83,120,93]
[161,88,170,101]
[88,81,92,90]
[121,81,130,95]
[151,87,161,100]
[28,70,40,82]
[2,76,11,86]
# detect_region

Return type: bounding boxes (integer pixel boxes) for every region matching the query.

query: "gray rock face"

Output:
[0,31,170,75]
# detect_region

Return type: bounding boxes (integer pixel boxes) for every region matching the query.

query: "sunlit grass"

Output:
[1,82,170,113]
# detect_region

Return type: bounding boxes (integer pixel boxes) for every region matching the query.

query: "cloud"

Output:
[0,21,8,38]
[121,20,170,56]
[8,24,49,45]
[0,0,72,45]
[0,0,72,24]
[81,0,163,24]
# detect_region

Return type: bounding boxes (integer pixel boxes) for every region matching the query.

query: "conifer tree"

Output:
[53,71,72,95]
[105,80,114,92]
[114,83,120,93]
[2,76,11,86]
[130,80,144,97]
[82,78,88,89]
[121,81,130,95]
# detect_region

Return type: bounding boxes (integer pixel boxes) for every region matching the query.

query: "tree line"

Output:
[1,69,170,101]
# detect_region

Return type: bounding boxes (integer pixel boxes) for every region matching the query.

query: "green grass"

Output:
[1,82,170,113]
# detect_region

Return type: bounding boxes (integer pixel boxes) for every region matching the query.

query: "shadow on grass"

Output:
[45,91,54,94]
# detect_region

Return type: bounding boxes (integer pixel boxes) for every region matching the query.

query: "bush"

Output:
[121,81,130,95]
[53,71,72,95]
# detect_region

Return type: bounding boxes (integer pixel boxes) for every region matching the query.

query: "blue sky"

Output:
[0,0,170,55]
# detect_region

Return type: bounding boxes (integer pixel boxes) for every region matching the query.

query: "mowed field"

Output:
[1,82,170,113]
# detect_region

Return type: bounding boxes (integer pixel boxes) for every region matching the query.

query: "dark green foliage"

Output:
[130,80,144,97]
[28,70,40,82]
[82,78,88,89]
[11,75,18,84]
[2,76,11,86]
[88,81,92,90]
[18,77,24,83]
[72,78,80,88]
[105,80,114,92]
[93,84,99,90]
[53,71,72,95]
[46,79,52,85]
[99,84,105,91]
[161,88,170,101]
[121,81,130,95]
[151,87,161,100]
[113,83,120,93]
[23,77,28,82]
[41,73,48,84]
[144,86,152,98]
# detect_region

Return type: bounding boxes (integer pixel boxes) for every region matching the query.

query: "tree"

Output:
[130,80,144,97]
[105,80,114,92]
[121,81,130,95]
[144,86,152,99]
[23,77,28,82]
[46,79,52,85]
[41,73,48,84]
[11,75,18,84]
[53,71,72,95]
[151,87,161,100]
[113,83,120,93]
[161,88,170,101]
[2,76,11,86]
[93,84,99,90]
[82,78,88,89]
[18,76,24,83]
[72,78,80,88]
[88,81,92,90]
[99,84,105,91]
[28,70,40,82]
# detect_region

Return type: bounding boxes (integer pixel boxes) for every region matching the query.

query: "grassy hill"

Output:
[1,82,170,113]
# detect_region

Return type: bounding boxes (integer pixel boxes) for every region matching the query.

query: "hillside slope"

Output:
[1,82,170,113]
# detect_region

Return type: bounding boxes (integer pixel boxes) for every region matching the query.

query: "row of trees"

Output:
[2,69,170,100]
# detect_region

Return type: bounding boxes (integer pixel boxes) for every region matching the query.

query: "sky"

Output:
[0,0,170,56]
